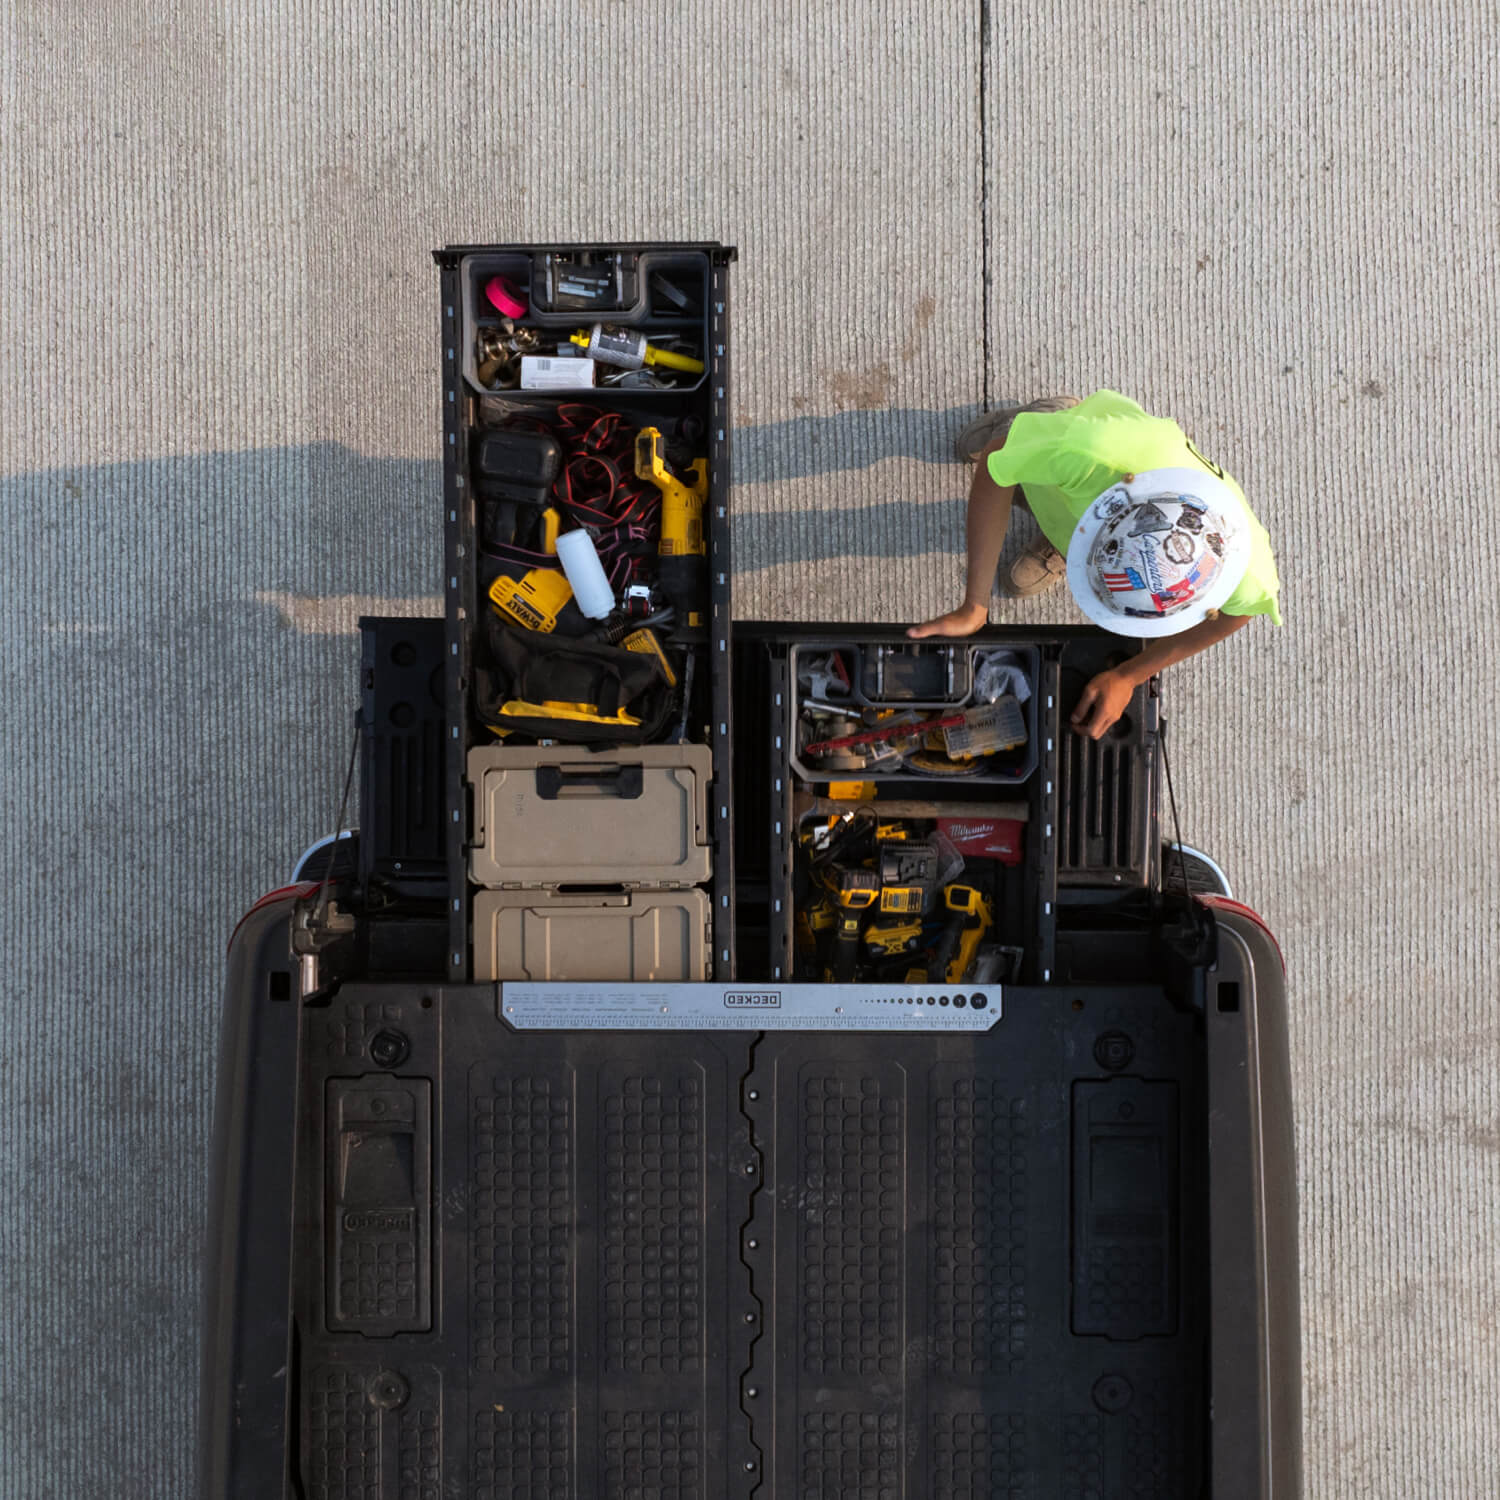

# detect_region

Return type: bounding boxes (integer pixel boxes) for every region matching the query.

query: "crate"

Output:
[472,887,711,982]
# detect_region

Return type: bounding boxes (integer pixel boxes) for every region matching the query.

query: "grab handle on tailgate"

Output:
[534,762,644,800]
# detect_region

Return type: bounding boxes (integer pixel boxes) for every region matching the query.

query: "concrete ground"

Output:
[2,3,1496,1494]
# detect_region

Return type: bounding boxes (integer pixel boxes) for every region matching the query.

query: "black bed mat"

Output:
[291,984,1206,1498]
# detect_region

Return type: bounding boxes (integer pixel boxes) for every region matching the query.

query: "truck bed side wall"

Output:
[1206,908,1302,1498]
[199,898,303,1500]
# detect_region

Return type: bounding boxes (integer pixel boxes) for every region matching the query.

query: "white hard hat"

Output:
[1064,467,1252,638]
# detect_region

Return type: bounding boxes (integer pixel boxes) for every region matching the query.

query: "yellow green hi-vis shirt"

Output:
[987,390,1282,625]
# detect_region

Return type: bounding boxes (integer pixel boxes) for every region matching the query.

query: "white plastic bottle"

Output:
[555,528,615,619]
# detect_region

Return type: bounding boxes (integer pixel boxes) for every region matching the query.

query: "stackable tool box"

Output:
[200,243,1300,1499]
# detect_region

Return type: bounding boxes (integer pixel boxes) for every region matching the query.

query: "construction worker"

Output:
[908,391,1281,739]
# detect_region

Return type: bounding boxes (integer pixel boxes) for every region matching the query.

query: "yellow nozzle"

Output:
[642,345,705,374]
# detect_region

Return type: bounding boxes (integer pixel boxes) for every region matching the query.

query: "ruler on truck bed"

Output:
[498,981,1003,1031]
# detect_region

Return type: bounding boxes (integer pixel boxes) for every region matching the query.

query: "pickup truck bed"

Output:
[283,984,1208,1496]
[199,241,1299,1498]
[200,630,1298,1499]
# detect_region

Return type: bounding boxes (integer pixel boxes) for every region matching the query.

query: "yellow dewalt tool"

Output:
[826,868,881,982]
[540,507,561,555]
[488,569,573,633]
[927,885,994,984]
[795,895,836,963]
[635,427,708,627]
[619,626,677,687]
[877,836,940,913]
[569,324,705,373]
[864,915,925,958]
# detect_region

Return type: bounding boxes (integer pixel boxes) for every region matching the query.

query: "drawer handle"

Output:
[534,763,644,801]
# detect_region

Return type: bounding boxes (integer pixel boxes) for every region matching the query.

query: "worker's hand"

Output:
[1071,668,1134,740]
[906,602,988,640]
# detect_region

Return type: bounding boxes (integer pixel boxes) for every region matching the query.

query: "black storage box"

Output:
[470,428,561,504]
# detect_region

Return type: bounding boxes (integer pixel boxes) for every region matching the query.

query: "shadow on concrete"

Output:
[732,403,979,482]
[3,406,982,907]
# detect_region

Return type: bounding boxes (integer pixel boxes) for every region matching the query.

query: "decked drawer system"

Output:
[436,242,738,984]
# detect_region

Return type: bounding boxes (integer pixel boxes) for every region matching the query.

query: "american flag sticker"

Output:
[1102,568,1145,592]
[1152,577,1197,609]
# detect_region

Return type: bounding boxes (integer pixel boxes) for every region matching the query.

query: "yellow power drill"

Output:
[825,868,881,982]
[635,426,708,627]
[926,885,995,984]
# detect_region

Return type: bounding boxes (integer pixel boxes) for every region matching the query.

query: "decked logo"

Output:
[723,990,782,1008]
[343,1209,414,1234]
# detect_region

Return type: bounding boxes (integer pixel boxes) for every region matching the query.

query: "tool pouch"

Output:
[474,618,674,744]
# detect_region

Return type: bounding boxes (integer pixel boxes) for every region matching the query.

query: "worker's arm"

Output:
[907,440,1017,639]
[1071,612,1253,739]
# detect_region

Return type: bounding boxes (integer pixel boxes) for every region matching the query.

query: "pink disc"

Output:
[484,276,527,318]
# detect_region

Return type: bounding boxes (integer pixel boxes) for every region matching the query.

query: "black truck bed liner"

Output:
[286,979,1206,1498]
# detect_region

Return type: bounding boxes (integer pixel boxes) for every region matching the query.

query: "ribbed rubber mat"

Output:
[291,984,1204,1497]
[293,989,760,1499]
[741,987,1206,1498]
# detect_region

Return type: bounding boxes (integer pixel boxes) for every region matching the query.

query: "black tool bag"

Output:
[474,618,674,744]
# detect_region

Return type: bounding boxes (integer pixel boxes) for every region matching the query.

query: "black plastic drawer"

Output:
[435,242,737,983]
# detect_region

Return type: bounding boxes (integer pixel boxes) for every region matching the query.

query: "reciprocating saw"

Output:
[635,426,708,628]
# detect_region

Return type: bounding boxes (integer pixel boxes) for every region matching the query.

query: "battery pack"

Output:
[488,568,574,633]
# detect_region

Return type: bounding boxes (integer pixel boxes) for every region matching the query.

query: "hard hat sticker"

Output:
[1065,466,1253,637]
[1128,501,1172,536]
[1163,531,1194,564]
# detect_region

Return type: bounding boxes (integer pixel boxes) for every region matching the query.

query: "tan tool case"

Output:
[471,886,710,982]
[467,744,713,888]
[466,743,714,980]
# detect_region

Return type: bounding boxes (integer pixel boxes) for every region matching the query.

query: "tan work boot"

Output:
[954,393,1082,462]
[1005,536,1068,597]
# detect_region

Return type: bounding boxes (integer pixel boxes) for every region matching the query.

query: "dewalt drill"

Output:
[825,868,881,982]
[926,884,994,984]
[635,426,708,627]
[863,915,926,959]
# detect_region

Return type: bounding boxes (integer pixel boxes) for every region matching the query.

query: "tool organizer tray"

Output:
[786,637,1042,786]
[458,247,716,396]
